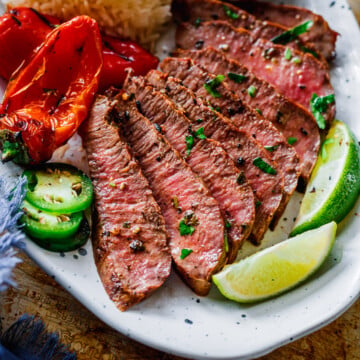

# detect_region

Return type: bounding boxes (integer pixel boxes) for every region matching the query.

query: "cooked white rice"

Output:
[3,0,172,48]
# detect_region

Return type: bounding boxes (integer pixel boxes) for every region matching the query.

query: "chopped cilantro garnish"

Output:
[195,127,207,139]
[287,137,297,145]
[227,72,247,83]
[298,44,319,59]
[180,248,193,259]
[255,200,262,208]
[291,57,302,64]
[256,108,262,115]
[223,5,239,19]
[247,85,257,98]
[185,128,207,157]
[226,220,232,229]
[186,135,194,157]
[195,18,202,28]
[264,145,278,152]
[179,220,195,236]
[204,75,225,98]
[109,182,116,188]
[310,93,335,129]
[284,48,292,60]
[271,20,314,45]
[253,157,277,175]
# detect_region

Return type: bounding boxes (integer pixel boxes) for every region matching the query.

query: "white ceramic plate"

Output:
[1,1,360,359]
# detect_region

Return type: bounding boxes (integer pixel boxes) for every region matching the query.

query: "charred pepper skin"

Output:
[0,15,103,164]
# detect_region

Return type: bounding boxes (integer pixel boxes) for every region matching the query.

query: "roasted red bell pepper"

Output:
[100,35,159,92]
[0,15,103,164]
[0,7,60,80]
[0,7,159,92]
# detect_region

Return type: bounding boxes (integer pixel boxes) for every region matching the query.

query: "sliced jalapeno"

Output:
[23,163,93,213]
[21,200,83,240]
[20,200,90,252]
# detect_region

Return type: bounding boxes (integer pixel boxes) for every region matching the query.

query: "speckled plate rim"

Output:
[1,0,360,359]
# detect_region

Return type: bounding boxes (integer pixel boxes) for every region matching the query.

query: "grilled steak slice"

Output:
[176,21,335,124]
[228,0,338,61]
[143,70,284,244]
[123,75,255,263]
[160,57,299,223]
[173,0,325,64]
[81,95,171,311]
[176,48,320,182]
[114,98,226,295]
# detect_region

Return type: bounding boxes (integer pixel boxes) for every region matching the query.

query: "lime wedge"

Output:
[291,120,360,236]
[213,222,337,303]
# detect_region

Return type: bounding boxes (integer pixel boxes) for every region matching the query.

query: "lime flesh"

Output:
[291,120,360,236]
[213,222,337,303]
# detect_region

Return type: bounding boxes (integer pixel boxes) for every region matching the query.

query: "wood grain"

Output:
[0,252,360,360]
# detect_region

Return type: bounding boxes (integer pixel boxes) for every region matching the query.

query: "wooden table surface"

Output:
[1,4,360,360]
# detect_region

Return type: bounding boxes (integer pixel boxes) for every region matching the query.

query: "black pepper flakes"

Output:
[154,123,162,134]
[300,127,308,135]
[195,40,204,49]
[135,100,142,114]
[129,240,145,252]
[184,318,193,324]
[237,157,245,166]
[236,172,246,185]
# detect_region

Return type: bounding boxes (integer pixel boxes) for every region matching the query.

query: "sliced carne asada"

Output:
[144,69,284,244]
[114,97,226,295]
[123,74,255,262]
[80,95,171,311]
[227,0,338,61]
[160,57,299,223]
[176,21,335,124]
[176,47,320,182]
[173,0,325,64]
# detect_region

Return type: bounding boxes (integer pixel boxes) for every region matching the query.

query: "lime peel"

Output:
[213,222,337,303]
[291,120,360,237]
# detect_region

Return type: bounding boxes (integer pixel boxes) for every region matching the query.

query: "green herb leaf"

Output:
[247,85,257,98]
[271,20,314,45]
[179,220,195,236]
[264,145,278,152]
[195,127,206,139]
[310,93,335,130]
[195,18,202,28]
[226,220,232,229]
[298,44,319,59]
[196,118,203,123]
[227,72,247,83]
[255,200,262,208]
[287,137,297,145]
[284,48,292,60]
[321,138,335,160]
[180,248,193,259]
[253,157,277,175]
[109,182,116,188]
[186,135,194,157]
[256,108,262,115]
[204,75,225,98]
[223,5,239,19]
[291,57,302,64]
